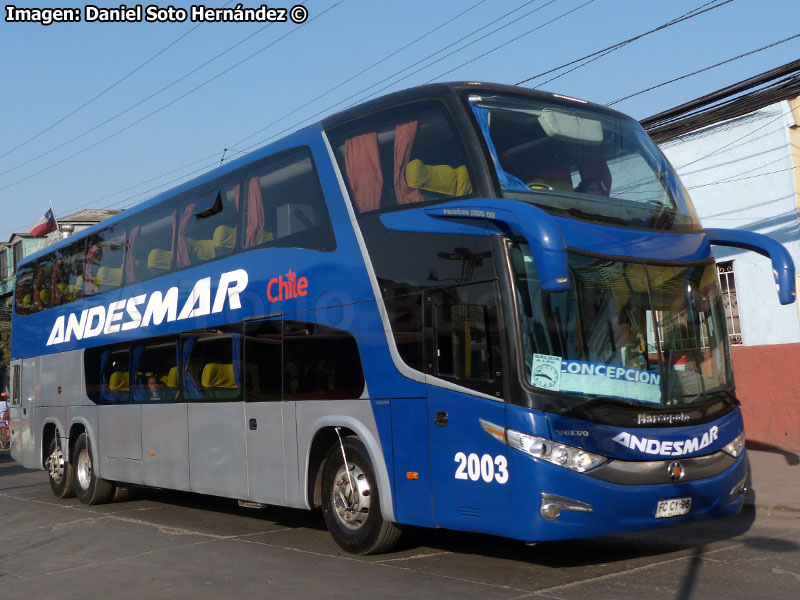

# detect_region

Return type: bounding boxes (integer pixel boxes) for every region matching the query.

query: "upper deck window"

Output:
[241,147,335,252]
[328,102,474,215]
[467,93,702,232]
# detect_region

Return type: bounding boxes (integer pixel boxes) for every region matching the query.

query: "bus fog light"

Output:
[540,503,562,521]
[540,493,594,521]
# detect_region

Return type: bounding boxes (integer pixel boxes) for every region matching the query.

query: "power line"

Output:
[514,0,733,86]
[424,0,593,84]
[0,1,342,195]
[227,0,548,153]
[0,0,297,179]
[686,165,798,190]
[7,0,491,231]
[0,10,219,161]
[607,32,800,106]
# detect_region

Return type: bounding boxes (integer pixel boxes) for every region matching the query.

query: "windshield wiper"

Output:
[566,395,640,416]
[674,388,738,406]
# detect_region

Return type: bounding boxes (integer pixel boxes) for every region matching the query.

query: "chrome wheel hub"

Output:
[331,461,371,530]
[47,444,65,484]
[77,448,92,490]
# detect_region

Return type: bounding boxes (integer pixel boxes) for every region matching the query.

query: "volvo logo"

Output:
[668,461,685,482]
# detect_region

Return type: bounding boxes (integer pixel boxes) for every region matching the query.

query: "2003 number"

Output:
[454,452,509,484]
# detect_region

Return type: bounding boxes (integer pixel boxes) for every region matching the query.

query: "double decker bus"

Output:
[10,82,794,554]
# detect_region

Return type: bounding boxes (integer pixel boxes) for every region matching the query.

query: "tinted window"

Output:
[14,266,33,315]
[85,344,130,404]
[131,337,179,403]
[31,259,53,313]
[244,320,282,402]
[283,320,364,399]
[425,282,502,397]
[182,329,242,401]
[127,207,176,284]
[385,293,424,372]
[329,101,473,214]
[52,240,85,306]
[85,224,126,295]
[242,148,335,252]
[177,180,240,267]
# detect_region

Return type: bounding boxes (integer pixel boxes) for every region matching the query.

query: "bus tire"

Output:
[321,436,402,555]
[46,436,75,499]
[72,432,115,505]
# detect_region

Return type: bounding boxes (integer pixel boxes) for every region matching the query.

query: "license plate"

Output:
[655,497,691,518]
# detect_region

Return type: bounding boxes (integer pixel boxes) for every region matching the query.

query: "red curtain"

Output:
[84,243,99,295]
[344,132,382,213]
[125,226,140,283]
[51,259,62,306]
[177,203,196,267]
[394,121,423,206]
[246,178,265,247]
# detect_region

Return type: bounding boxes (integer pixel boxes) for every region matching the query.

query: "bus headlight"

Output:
[722,431,745,458]
[480,419,607,473]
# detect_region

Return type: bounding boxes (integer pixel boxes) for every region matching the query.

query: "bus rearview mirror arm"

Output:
[706,228,796,305]
[380,199,570,291]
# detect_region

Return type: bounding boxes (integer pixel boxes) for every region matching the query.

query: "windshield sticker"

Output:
[532,354,563,390]
[532,355,661,404]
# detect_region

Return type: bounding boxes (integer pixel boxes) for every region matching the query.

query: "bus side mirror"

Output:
[380,199,570,291]
[706,228,796,305]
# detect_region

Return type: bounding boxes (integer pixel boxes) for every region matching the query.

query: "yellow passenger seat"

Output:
[405,159,473,197]
[109,371,130,391]
[188,238,217,261]
[213,225,235,250]
[147,248,173,271]
[201,363,238,389]
[96,266,122,287]
[160,366,179,388]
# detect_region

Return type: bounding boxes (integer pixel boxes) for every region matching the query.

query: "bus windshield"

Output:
[467,92,702,232]
[509,243,732,407]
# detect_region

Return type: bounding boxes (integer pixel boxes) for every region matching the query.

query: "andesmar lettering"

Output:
[612,426,719,457]
[46,269,248,347]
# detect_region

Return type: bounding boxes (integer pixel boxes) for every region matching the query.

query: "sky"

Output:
[1,0,798,241]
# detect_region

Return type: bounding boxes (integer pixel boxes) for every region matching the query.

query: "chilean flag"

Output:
[28,208,57,237]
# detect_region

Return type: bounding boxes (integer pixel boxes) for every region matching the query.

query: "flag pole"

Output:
[49,200,62,239]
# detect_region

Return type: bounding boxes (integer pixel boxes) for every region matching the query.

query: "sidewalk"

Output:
[744,446,800,512]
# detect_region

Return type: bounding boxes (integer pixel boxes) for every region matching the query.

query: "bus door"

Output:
[425,284,510,535]
[243,318,287,505]
[10,359,38,468]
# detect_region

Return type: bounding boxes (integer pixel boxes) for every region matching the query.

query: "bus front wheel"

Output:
[72,433,115,505]
[321,436,402,554]
[46,436,75,499]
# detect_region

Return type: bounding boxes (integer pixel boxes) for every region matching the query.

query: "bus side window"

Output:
[426,282,503,397]
[85,224,126,296]
[329,102,473,215]
[131,337,179,403]
[182,329,242,401]
[126,208,176,284]
[242,147,335,252]
[385,293,424,372]
[85,344,130,404]
[243,320,282,402]
[14,266,34,315]
[283,320,364,400]
[177,180,239,268]
[32,259,53,312]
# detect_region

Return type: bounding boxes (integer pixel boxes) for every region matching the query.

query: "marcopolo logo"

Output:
[45,269,248,347]
[267,269,308,302]
[612,425,719,457]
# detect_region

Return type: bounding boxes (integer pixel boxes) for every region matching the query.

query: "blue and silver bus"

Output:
[10,82,794,554]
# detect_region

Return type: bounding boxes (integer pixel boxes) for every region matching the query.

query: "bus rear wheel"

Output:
[46,436,75,498]
[72,433,115,505]
[321,436,402,554]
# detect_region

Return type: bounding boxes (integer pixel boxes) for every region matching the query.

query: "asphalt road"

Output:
[1,449,799,600]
